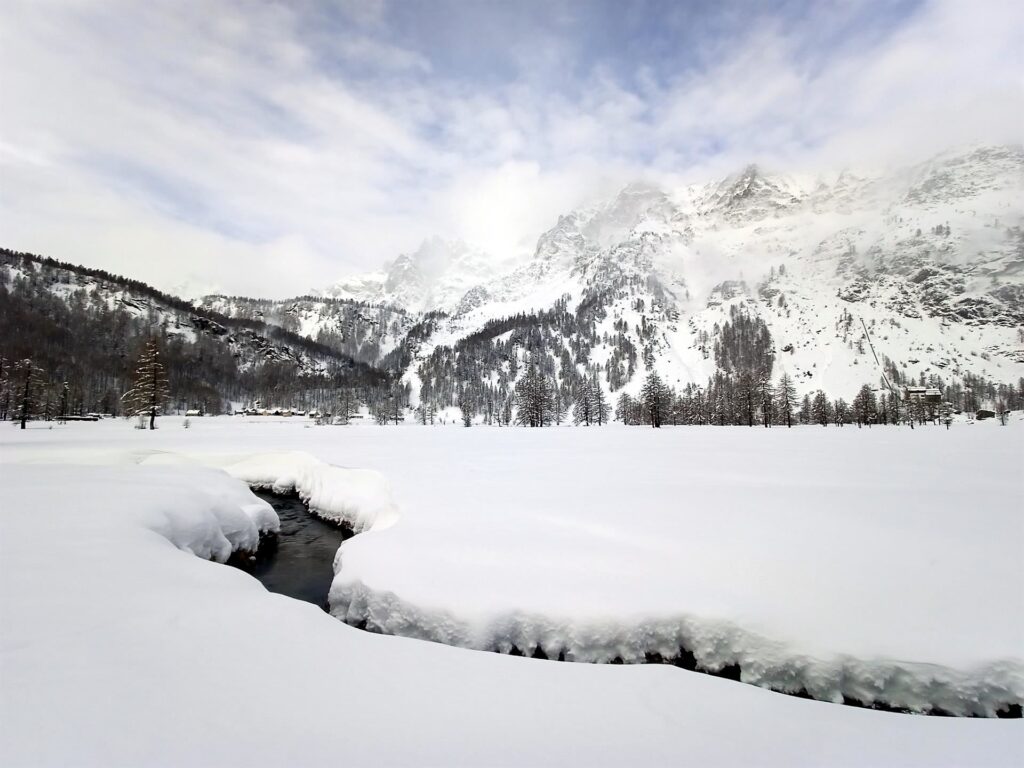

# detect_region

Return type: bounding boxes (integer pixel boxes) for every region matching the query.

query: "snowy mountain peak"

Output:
[902,144,1024,207]
[702,164,804,222]
[322,236,497,314]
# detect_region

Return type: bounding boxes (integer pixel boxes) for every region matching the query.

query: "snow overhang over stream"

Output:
[4,425,1022,721]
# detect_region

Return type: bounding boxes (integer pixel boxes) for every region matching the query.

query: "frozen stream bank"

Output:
[225,486,1021,718]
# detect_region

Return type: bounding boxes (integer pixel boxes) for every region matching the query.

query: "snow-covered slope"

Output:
[301,144,1023,403]
[321,236,501,314]
[200,292,415,367]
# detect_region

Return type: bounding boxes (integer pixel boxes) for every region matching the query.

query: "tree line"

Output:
[613,371,1022,428]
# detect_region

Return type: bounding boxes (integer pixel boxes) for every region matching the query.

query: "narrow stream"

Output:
[230,490,353,610]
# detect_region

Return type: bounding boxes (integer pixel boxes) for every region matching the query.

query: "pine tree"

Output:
[616,392,636,425]
[737,371,757,427]
[775,373,797,428]
[798,393,812,425]
[334,387,359,425]
[592,377,608,425]
[572,380,595,426]
[459,394,474,427]
[852,384,878,427]
[122,340,170,430]
[758,373,774,427]
[811,390,831,427]
[553,386,568,425]
[833,398,850,426]
[415,401,434,426]
[13,359,46,430]
[640,372,668,428]
[0,356,10,421]
[514,361,554,427]
[939,401,954,429]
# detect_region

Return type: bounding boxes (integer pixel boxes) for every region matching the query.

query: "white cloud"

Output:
[0,0,1020,298]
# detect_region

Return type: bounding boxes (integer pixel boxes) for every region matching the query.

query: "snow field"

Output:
[1,447,1023,766]
[321,421,1024,716]
[4,416,1021,720]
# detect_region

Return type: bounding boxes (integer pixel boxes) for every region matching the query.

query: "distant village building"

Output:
[902,386,942,404]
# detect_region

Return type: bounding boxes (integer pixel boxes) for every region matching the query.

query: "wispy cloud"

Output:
[1,0,1020,298]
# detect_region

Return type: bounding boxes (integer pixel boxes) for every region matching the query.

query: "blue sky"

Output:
[1,0,1021,298]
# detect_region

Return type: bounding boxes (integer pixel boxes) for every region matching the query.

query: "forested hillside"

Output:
[0,249,389,419]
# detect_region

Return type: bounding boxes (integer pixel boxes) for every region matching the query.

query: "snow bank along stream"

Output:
[7,440,1023,719]
[176,447,1020,719]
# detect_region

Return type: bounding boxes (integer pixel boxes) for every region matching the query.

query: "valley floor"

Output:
[1,417,1022,766]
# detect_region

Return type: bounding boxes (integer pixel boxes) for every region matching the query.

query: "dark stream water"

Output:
[230,491,353,609]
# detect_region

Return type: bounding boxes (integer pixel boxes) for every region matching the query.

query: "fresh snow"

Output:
[10,445,399,534]
[3,418,1022,721]
[191,451,399,533]
[1,419,1023,765]
[322,423,1023,716]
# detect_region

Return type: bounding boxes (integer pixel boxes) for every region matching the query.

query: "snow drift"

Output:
[15,446,400,534]
[4,460,1021,766]
[195,451,399,533]
[323,424,1024,717]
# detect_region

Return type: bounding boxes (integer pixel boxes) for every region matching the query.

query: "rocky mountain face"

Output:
[205,144,1021,414]
[200,293,415,369]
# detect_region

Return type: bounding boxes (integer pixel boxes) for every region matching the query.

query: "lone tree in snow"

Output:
[122,339,170,430]
[13,358,46,429]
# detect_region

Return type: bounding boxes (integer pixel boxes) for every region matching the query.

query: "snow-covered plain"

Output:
[2,417,1022,765]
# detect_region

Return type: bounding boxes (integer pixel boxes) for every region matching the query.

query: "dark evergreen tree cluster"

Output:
[513,360,557,427]
[0,249,389,424]
[609,370,1023,429]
